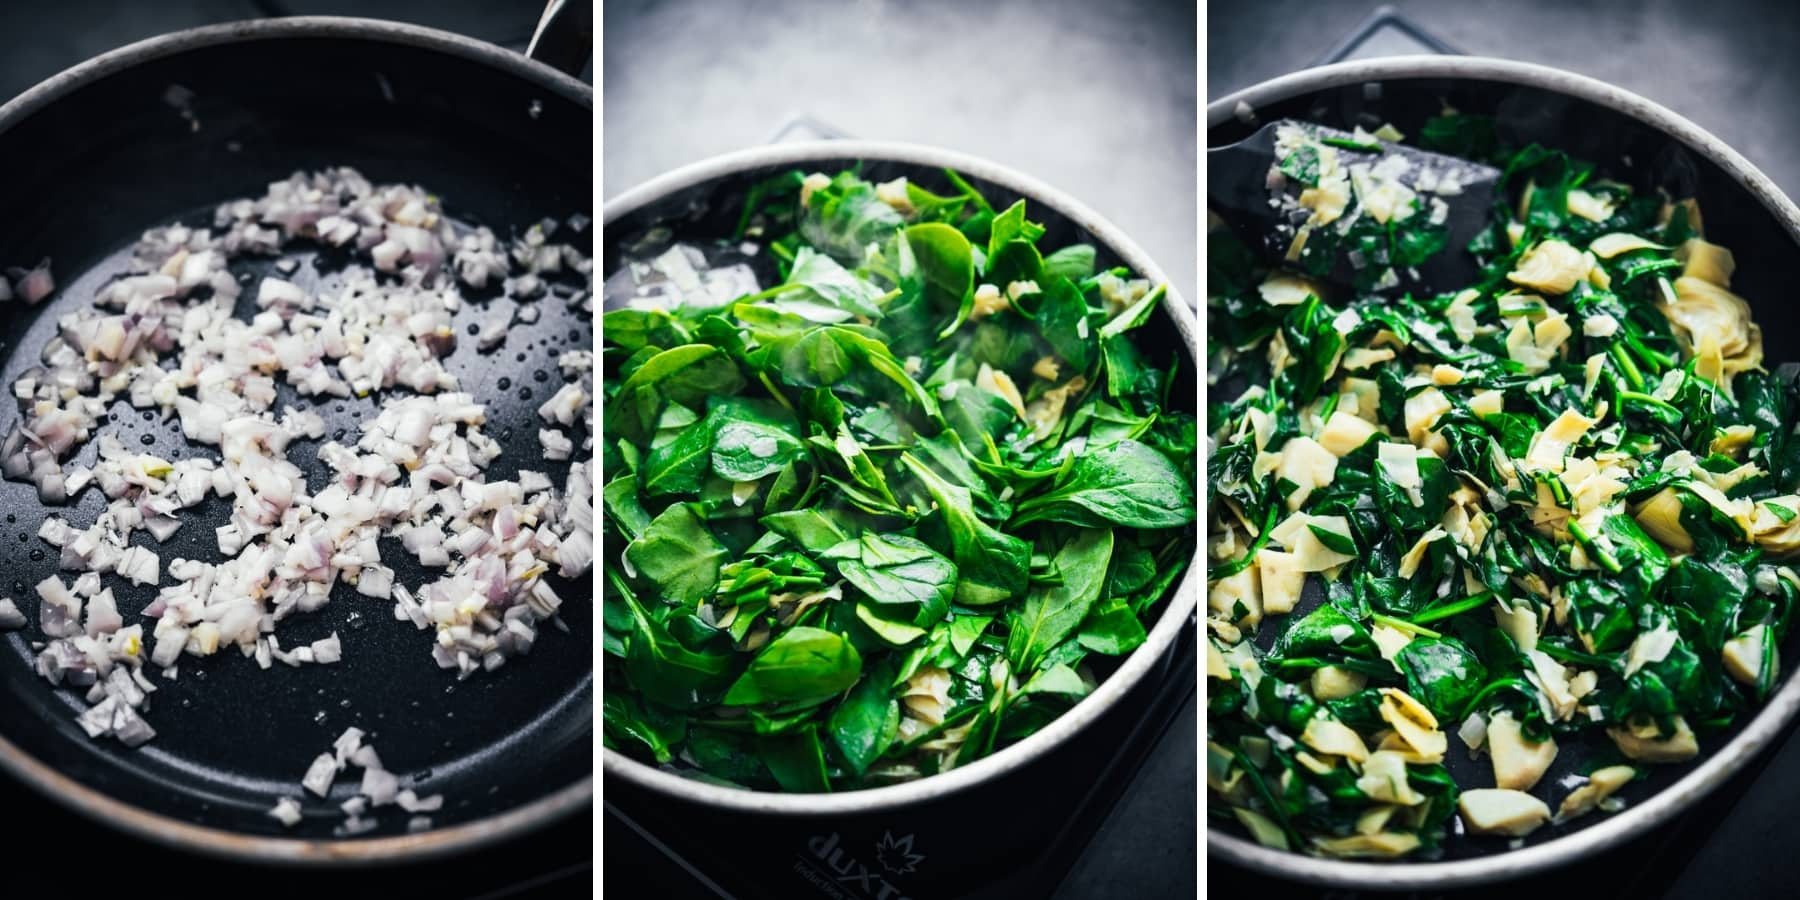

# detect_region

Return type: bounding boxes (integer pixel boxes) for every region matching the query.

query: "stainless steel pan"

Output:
[597,138,1202,817]
[1207,55,1800,889]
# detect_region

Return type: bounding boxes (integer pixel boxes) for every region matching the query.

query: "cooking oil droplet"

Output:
[339,698,351,708]
[28,549,43,561]
[140,433,156,446]
[4,514,13,523]
[141,411,154,422]
[333,429,346,441]
[517,388,531,400]
[501,429,513,442]
[314,710,327,723]
[466,323,479,336]
[532,369,548,383]
[515,352,526,362]
[496,377,511,391]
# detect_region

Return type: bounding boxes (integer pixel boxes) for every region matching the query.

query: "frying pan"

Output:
[1207,56,1800,888]
[0,17,592,863]
[602,142,1199,896]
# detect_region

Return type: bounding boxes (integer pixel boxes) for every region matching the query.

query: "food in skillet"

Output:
[0,169,594,768]
[1206,115,1800,857]
[602,168,1197,790]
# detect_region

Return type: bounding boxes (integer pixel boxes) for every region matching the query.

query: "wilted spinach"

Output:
[1208,117,1800,858]
[605,166,1195,791]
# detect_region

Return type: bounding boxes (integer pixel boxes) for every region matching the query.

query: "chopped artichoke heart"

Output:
[1665,276,1760,377]
[1230,807,1289,850]
[1310,665,1368,701]
[1258,273,1322,306]
[1350,163,1417,225]
[1397,526,1446,579]
[1676,237,1736,287]
[1404,387,1452,455]
[1342,347,1395,370]
[1608,714,1699,763]
[1556,765,1636,823]
[1459,789,1552,837]
[1207,568,1262,627]
[1525,408,1596,470]
[1623,623,1679,678]
[1444,288,1481,343]
[1275,436,1339,510]
[975,362,1028,421]
[1302,716,1372,763]
[1565,188,1615,222]
[1468,389,1506,418]
[1356,750,1425,805]
[1378,688,1447,761]
[1256,548,1305,615]
[1505,310,1573,374]
[1269,512,1356,571]
[1317,410,1379,456]
[1486,711,1557,791]
[1508,239,1590,294]
[1311,832,1422,859]
[1370,624,1413,662]
[1711,424,1758,458]
[1590,232,1666,258]
[1205,641,1233,680]
[1525,649,1579,720]
[1634,487,1695,553]
[1722,624,1774,686]
[1376,440,1423,495]
[1494,598,1540,653]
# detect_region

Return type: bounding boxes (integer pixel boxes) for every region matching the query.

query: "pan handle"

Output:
[526,0,593,79]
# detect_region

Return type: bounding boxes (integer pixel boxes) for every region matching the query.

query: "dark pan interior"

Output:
[0,33,592,839]
[1208,77,1800,861]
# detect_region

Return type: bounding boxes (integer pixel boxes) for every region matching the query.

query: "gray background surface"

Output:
[1211,2,1800,898]
[603,0,1199,302]
[0,0,558,100]
[1210,0,1800,202]
[606,2,1198,899]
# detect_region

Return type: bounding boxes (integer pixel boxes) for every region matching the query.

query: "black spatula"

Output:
[1209,118,1503,294]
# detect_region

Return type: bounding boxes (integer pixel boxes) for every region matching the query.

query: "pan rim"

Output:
[0,15,592,867]
[600,138,1201,815]
[1206,54,1800,889]
[0,14,590,133]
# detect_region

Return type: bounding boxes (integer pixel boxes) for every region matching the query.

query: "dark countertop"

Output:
[1209,3,1800,898]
